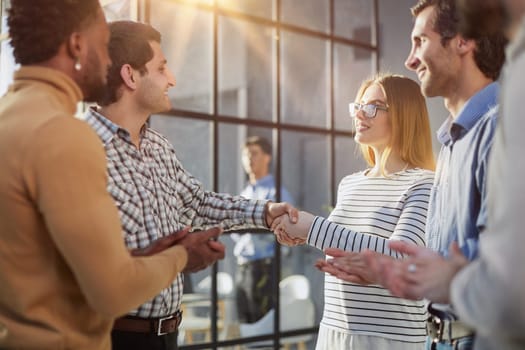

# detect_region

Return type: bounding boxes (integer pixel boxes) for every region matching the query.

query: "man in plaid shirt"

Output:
[83,20,296,350]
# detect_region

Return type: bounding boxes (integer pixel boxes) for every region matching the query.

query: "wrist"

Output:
[264,201,273,227]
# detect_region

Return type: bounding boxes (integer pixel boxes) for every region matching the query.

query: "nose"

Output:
[167,67,176,87]
[355,108,367,121]
[405,49,419,71]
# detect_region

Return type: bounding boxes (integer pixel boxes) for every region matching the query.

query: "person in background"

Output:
[273,73,435,350]
[231,136,294,323]
[314,1,507,349]
[0,1,215,349]
[84,21,297,350]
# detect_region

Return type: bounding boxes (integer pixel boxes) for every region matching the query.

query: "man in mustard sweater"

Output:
[0,1,228,349]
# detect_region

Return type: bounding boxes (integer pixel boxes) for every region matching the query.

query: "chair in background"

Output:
[239,274,315,350]
[180,272,234,344]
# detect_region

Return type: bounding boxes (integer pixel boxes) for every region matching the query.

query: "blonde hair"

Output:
[355,74,435,174]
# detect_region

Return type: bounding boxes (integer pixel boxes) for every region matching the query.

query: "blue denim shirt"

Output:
[426,82,499,261]
[231,175,294,263]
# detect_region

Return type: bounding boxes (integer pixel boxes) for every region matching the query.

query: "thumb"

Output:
[199,227,223,241]
[448,241,465,259]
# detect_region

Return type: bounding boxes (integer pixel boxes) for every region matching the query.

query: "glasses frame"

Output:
[348,102,388,119]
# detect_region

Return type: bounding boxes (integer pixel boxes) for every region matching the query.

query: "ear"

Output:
[120,64,138,90]
[66,31,85,62]
[456,36,476,56]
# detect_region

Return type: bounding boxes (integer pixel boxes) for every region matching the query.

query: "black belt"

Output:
[113,311,182,336]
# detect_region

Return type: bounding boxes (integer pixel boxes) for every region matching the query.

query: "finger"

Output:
[324,248,348,258]
[207,240,226,253]
[196,227,222,241]
[286,204,299,223]
[270,219,281,232]
[448,241,466,260]
[387,240,421,256]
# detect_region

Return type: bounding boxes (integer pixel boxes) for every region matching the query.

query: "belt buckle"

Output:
[157,314,174,336]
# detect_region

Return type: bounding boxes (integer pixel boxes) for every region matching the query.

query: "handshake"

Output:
[270,210,314,246]
[130,201,310,273]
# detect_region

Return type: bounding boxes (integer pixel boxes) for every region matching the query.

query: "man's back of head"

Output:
[8,0,111,102]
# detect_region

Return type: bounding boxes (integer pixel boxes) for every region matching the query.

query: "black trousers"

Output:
[111,329,178,350]
[235,258,276,323]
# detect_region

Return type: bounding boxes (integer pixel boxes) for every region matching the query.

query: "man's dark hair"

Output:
[411,0,506,80]
[457,0,505,39]
[97,21,161,106]
[244,136,272,156]
[8,0,100,65]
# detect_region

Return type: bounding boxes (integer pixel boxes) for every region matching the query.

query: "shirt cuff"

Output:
[244,199,268,228]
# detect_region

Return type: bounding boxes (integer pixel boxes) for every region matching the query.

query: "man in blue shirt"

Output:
[231,136,294,323]
[375,1,506,349]
[314,1,507,349]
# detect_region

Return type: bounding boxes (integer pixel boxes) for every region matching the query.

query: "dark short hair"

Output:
[457,0,505,39]
[8,0,100,65]
[244,136,272,156]
[97,21,161,106]
[411,0,506,80]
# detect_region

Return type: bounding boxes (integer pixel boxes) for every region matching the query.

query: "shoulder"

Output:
[403,168,434,189]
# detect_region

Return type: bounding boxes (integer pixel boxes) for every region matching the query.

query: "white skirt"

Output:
[315,324,425,350]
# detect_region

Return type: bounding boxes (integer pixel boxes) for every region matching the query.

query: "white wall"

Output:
[378,0,447,154]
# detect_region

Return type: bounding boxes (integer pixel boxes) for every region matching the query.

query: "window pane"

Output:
[334,0,374,42]
[334,43,375,131]
[102,0,137,21]
[218,0,274,19]
[179,266,219,346]
[219,17,274,121]
[150,115,213,189]
[281,31,328,128]
[0,6,15,97]
[218,124,280,340]
[281,130,329,328]
[281,0,328,33]
[151,1,212,114]
[335,135,366,188]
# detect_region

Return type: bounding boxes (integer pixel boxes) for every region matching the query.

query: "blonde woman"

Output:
[273,74,435,350]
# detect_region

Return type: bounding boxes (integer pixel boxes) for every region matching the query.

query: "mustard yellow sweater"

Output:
[0,66,188,349]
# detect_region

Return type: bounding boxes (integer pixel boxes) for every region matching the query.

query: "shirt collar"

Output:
[252,174,274,188]
[84,107,150,147]
[437,82,499,145]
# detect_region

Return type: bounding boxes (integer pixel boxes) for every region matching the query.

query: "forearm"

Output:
[306,216,413,257]
[184,191,268,231]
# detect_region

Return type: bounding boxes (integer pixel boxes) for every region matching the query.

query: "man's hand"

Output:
[177,227,226,273]
[376,241,468,303]
[314,248,382,285]
[265,201,298,228]
[131,227,189,256]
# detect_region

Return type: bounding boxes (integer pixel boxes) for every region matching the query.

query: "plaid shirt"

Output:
[84,108,268,318]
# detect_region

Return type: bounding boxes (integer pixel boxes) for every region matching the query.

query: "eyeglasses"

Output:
[348,102,388,119]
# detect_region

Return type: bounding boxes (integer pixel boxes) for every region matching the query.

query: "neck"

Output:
[444,69,493,119]
[98,98,150,148]
[249,172,268,184]
[367,149,409,177]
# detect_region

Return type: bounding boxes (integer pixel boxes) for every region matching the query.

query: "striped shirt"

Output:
[84,108,268,318]
[307,168,434,343]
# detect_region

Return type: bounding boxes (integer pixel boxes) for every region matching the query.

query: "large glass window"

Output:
[0,1,378,347]
[109,0,378,348]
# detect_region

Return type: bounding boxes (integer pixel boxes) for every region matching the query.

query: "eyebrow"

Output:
[360,99,387,105]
